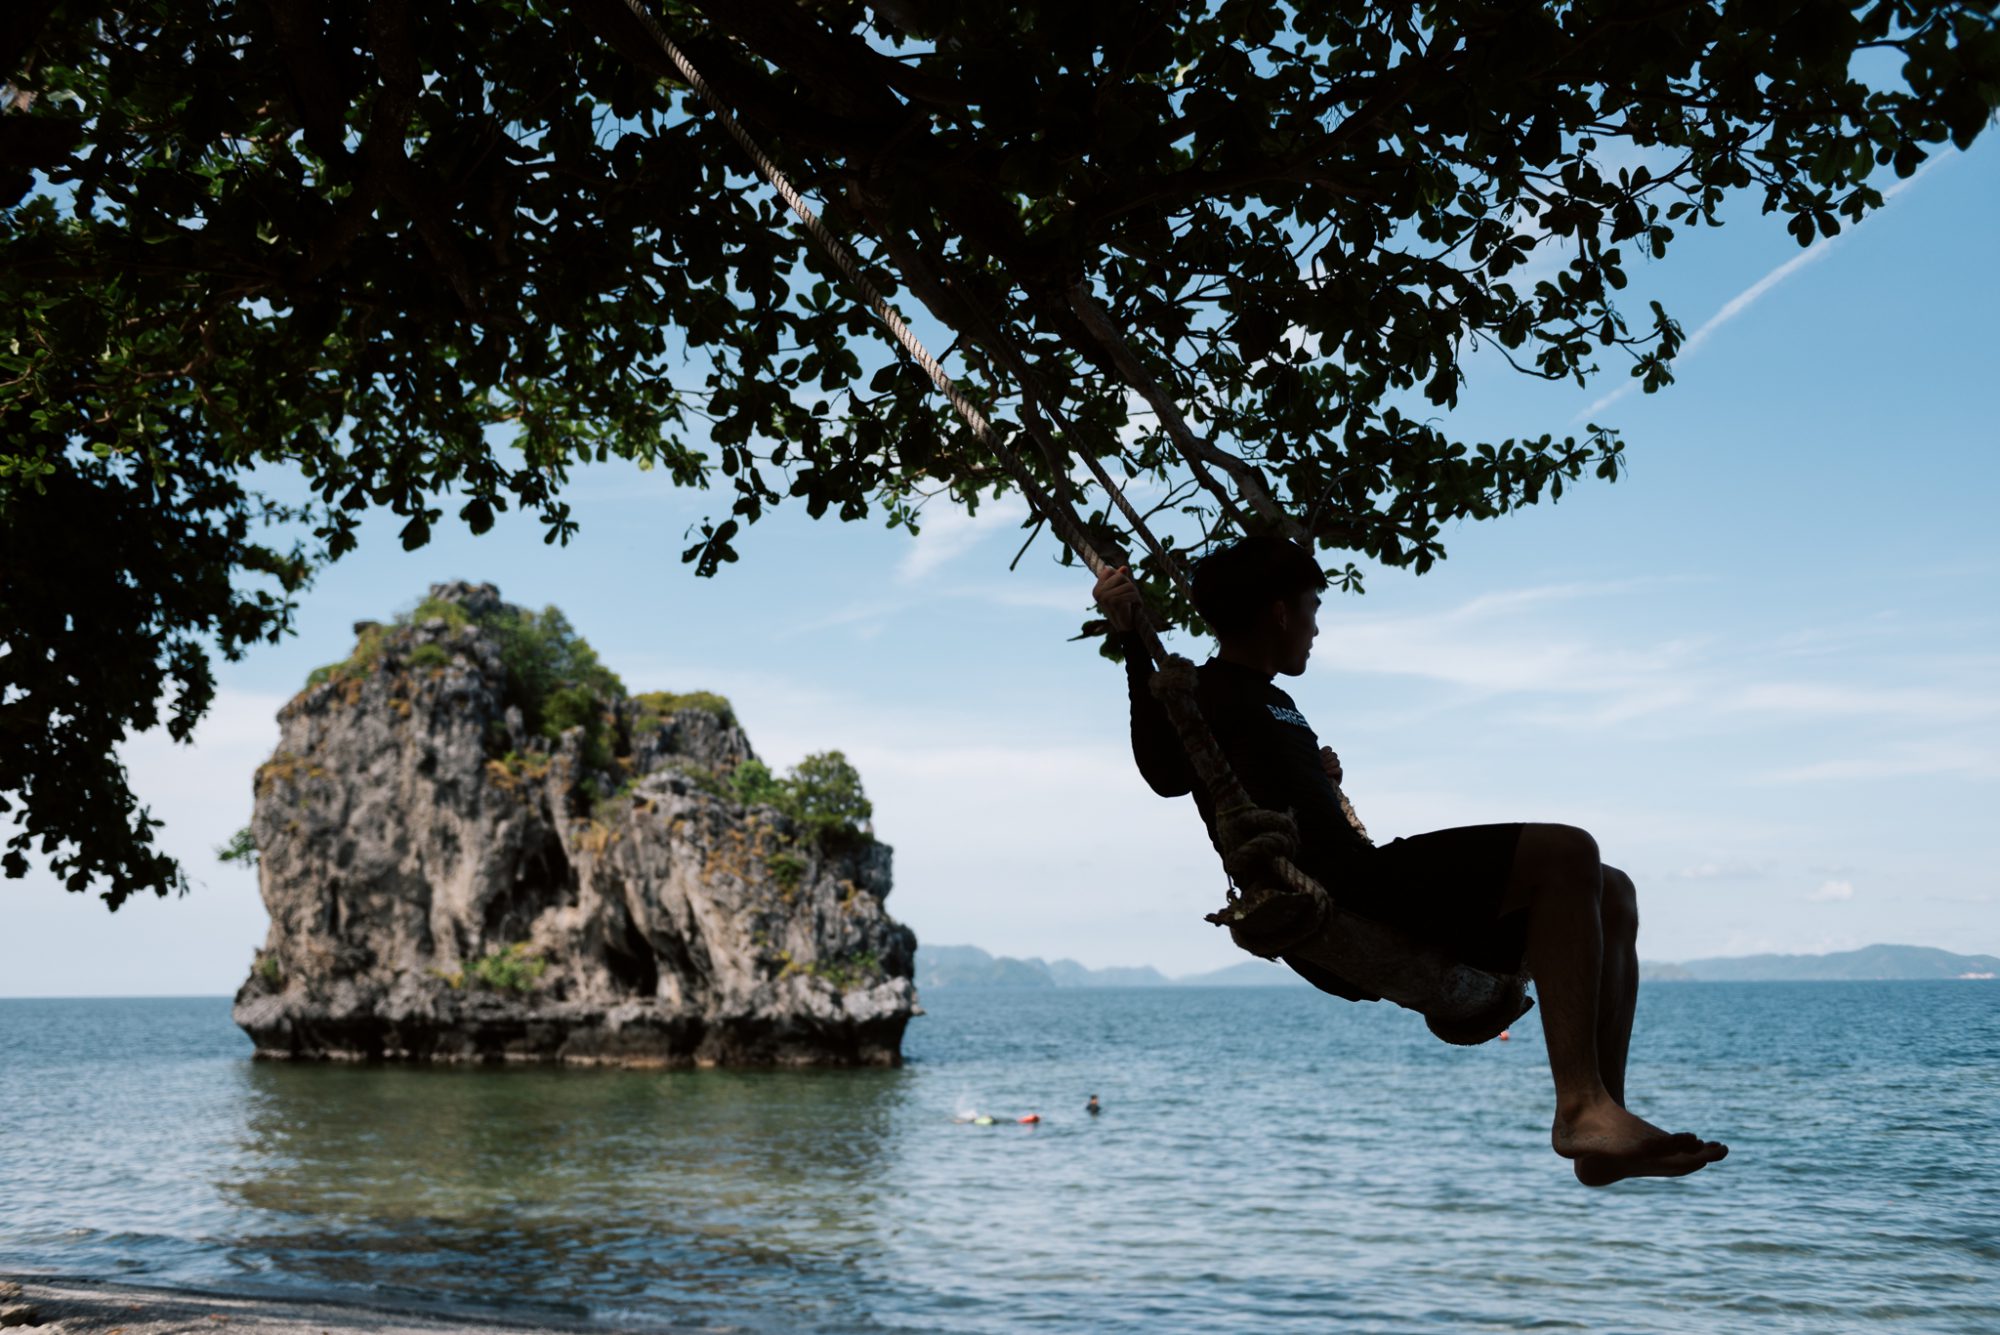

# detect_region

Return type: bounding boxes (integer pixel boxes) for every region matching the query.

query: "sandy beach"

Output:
[0,1279,708,1335]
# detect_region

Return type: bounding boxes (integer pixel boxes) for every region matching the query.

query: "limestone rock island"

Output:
[232,582,918,1066]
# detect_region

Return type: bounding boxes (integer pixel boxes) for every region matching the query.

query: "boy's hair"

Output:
[1191,536,1327,637]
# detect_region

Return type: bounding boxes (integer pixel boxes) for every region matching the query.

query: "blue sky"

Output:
[8,138,1997,997]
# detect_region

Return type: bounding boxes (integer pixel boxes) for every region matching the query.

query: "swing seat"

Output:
[1211,883,1534,1046]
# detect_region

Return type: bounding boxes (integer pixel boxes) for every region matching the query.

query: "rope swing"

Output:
[612,1,1532,1044]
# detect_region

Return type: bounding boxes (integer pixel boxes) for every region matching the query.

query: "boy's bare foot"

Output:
[1574,1141,1729,1187]
[1551,1099,1704,1162]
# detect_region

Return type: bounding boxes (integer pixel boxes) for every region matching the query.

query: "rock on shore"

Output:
[232,582,918,1066]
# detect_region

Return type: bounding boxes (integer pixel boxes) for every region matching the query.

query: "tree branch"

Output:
[1068,283,1290,539]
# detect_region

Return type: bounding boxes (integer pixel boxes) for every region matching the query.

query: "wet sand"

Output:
[0,1279,725,1335]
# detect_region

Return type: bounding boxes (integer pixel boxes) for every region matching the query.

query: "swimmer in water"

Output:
[1086,1094,1101,1115]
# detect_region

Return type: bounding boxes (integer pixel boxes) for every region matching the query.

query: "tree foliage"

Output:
[215,824,259,868]
[3,0,1995,905]
[483,604,625,744]
[730,751,874,844]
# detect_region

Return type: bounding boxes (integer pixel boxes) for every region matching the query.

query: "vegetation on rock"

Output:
[216,826,258,869]
[308,593,629,767]
[430,944,549,994]
[766,849,809,891]
[631,691,736,729]
[285,589,873,862]
[776,946,885,991]
[466,944,549,993]
[486,604,623,751]
[729,752,874,845]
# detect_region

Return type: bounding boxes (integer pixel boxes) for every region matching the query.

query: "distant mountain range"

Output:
[1638,943,2000,982]
[917,942,2000,989]
[917,945,1299,990]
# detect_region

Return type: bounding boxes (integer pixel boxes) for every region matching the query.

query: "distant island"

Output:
[918,942,2000,989]
[918,945,1296,990]
[1636,943,2000,983]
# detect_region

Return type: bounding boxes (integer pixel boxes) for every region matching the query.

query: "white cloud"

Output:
[120,688,288,834]
[779,597,906,638]
[830,738,1239,972]
[1505,685,1701,730]
[1722,681,1999,724]
[1708,927,1866,958]
[896,497,1031,581]
[1307,582,1999,760]
[1578,153,1953,420]
[1674,860,1773,881]
[8,688,287,996]
[1315,578,1699,698]
[774,579,1085,642]
[944,582,1087,613]
[1758,742,2000,784]
[1114,388,1153,449]
[1808,879,1856,903]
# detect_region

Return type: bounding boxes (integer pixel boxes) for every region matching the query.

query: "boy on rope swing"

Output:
[1094,537,1728,1186]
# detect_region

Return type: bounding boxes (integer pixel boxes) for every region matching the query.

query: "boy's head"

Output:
[1191,536,1326,675]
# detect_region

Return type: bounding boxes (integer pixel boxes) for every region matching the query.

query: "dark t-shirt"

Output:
[1118,633,1369,879]
[1118,635,1531,1001]
[1119,633,1384,1001]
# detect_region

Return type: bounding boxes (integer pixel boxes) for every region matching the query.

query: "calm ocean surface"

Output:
[2,983,1996,1333]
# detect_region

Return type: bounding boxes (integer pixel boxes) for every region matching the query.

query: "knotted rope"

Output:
[1145,657,1326,955]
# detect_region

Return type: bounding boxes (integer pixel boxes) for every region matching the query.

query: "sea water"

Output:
[1,983,1995,1333]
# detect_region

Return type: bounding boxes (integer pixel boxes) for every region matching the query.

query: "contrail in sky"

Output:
[1576,152,1954,421]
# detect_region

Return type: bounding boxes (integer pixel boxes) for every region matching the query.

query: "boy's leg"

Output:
[1502,824,1725,1184]
[1596,865,1640,1106]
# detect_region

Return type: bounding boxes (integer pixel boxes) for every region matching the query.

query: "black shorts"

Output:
[1315,822,1530,974]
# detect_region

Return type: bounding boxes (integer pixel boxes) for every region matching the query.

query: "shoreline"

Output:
[0,1276,732,1335]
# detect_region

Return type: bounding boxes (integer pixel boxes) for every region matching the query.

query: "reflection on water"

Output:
[221,1062,914,1326]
